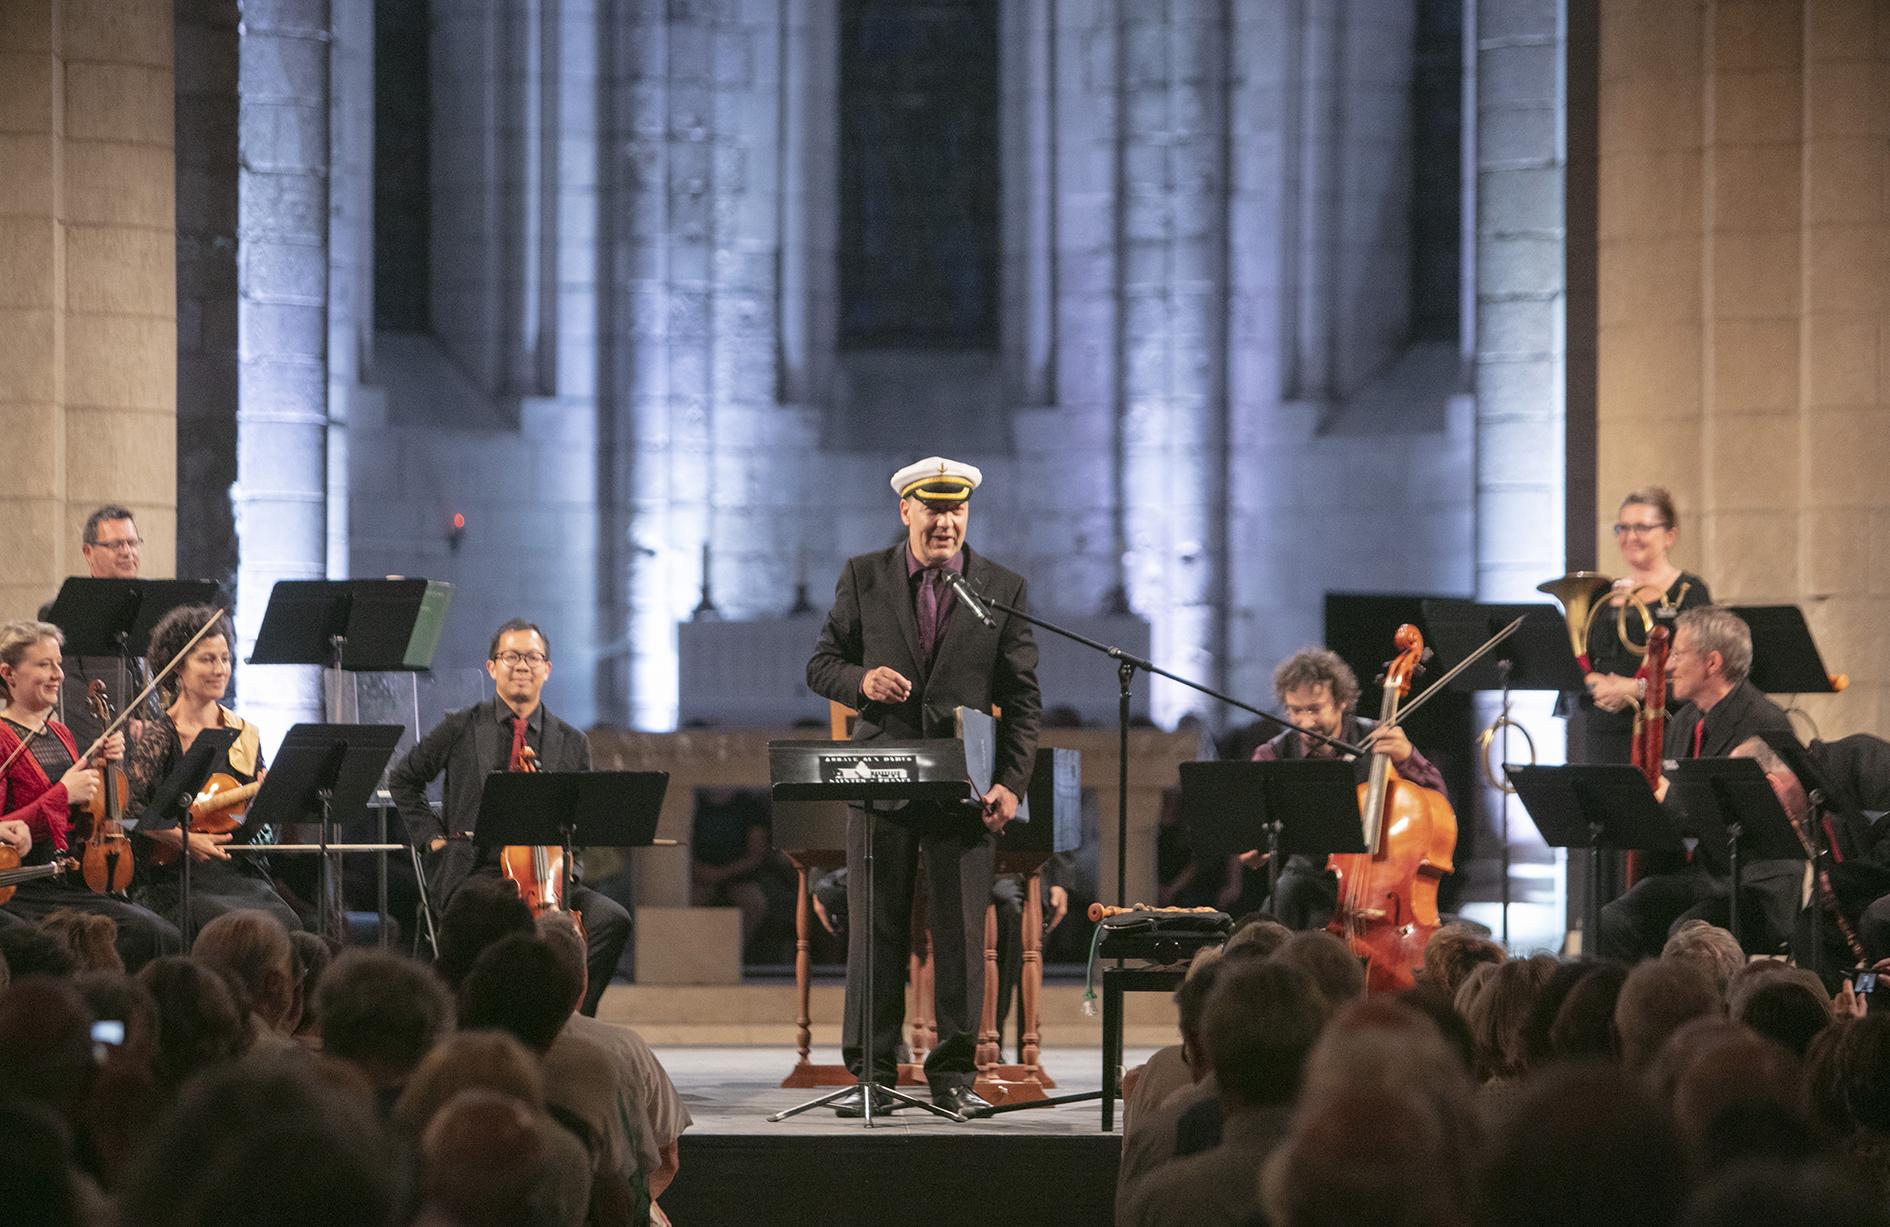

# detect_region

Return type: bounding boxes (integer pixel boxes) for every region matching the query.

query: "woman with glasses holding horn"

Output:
[1566,487,1713,768]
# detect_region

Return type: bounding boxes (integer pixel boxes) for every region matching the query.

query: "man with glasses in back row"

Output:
[389,618,632,1015]
[39,505,162,751]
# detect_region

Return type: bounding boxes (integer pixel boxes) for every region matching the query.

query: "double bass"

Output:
[1328,626,1459,993]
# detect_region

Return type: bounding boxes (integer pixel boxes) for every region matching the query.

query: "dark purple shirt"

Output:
[1250,718,1447,794]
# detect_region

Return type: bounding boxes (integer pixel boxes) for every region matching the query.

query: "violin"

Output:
[1327,626,1459,993]
[77,681,134,894]
[498,744,578,927]
[150,771,261,867]
[0,847,78,906]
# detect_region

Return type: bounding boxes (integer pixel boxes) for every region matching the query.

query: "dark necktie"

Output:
[917,569,943,662]
[508,714,529,771]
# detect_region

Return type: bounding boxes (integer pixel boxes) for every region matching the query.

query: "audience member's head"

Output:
[1804,1019,1858,1138]
[1452,958,1499,1021]
[1172,946,1226,1077]
[1397,985,1477,1076]
[458,933,580,1055]
[0,976,95,1124]
[115,1056,403,1227]
[1680,1159,1887,1227]
[1668,1024,1813,1170]
[289,931,336,1037]
[0,923,78,980]
[1550,961,1629,1061]
[420,1089,583,1227]
[1738,974,1834,1060]
[1841,1012,1890,1135]
[192,908,298,1033]
[1262,1000,1475,1227]
[38,907,124,972]
[0,1099,84,1227]
[1422,923,1504,1001]
[1224,916,1292,960]
[434,877,534,991]
[1464,952,1557,1081]
[1522,959,1606,1068]
[1662,920,1744,1001]
[72,968,160,1067]
[316,949,454,1091]
[393,1029,545,1136]
[137,956,249,1091]
[1270,930,1365,1006]
[1616,956,1721,1071]
[1483,1062,1689,1227]
[1202,960,1327,1111]
[1725,958,1809,1018]
[70,970,166,1187]
[534,910,589,1012]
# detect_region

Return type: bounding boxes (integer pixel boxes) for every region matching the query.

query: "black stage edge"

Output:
[662,1129,1119,1225]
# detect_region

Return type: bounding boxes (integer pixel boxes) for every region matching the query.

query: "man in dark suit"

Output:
[1598,606,1798,959]
[807,456,1041,1117]
[389,618,631,1015]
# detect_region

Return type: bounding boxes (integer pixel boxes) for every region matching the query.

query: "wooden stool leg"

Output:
[977,900,1001,1068]
[1020,871,1044,1074]
[793,863,812,1066]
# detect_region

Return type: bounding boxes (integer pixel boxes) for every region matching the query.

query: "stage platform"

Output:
[654,1045,1156,1226]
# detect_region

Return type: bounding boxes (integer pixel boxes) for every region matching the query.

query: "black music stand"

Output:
[44,577,221,736]
[765,738,978,1126]
[1670,757,1808,950]
[248,579,453,720]
[247,724,405,942]
[1179,759,1363,898]
[1505,763,1681,953]
[1733,606,1844,695]
[128,727,239,944]
[471,770,670,912]
[1425,599,1583,944]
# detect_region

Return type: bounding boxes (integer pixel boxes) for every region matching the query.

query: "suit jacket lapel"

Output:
[539,707,564,769]
[475,700,504,777]
[884,546,924,678]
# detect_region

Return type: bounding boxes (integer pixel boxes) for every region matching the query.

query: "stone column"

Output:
[0,0,177,616]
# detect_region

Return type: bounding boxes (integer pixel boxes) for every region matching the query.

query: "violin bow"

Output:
[75,605,230,763]
[0,719,45,779]
[1369,615,1527,737]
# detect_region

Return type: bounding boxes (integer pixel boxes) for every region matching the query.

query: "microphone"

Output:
[941,570,997,629]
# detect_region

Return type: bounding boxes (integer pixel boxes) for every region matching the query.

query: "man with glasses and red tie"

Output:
[1596,606,1799,960]
[389,618,631,1015]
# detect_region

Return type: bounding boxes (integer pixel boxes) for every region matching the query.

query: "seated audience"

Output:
[315,948,454,1112]
[137,955,249,1094]
[1662,920,1744,1002]
[1737,974,1835,1059]
[1118,948,1230,1204]
[191,908,302,1053]
[419,1088,589,1227]
[1421,923,1505,1000]
[1549,962,1630,1060]
[289,930,336,1046]
[38,907,124,972]
[1615,957,1722,1072]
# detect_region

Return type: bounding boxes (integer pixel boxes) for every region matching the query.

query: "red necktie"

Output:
[508,714,528,771]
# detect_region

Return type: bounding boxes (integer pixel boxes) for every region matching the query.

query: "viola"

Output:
[1327,626,1459,993]
[77,681,134,894]
[150,771,261,867]
[497,744,578,927]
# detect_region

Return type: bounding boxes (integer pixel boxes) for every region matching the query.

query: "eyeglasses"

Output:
[91,538,142,553]
[493,651,549,668]
[1284,703,1334,719]
[1611,522,1669,538]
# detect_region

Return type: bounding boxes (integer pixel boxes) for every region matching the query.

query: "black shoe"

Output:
[931,1085,993,1118]
[832,1084,900,1118]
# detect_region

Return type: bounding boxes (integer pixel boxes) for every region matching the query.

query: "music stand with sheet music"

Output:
[1425,599,1585,944]
[247,579,454,721]
[129,727,239,944]
[44,577,222,735]
[766,738,980,1126]
[1670,757,1808,950]
[243,724,406,942]
[470,770,670,913]
[1505,763,1682,952]
[1179,759,1364,901]
[1732,606,1845,695]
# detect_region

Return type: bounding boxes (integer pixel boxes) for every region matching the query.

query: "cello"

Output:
[77,681,134,894]
[1328,626,1459,993]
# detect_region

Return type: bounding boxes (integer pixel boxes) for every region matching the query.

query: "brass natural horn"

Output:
[1537,570,1656,660]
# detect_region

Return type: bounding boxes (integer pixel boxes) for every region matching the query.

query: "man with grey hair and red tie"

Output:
[807,457,1042,1118]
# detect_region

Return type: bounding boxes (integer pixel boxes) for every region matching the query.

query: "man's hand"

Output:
[428,836,447,854]
[1588,673,1640,714]
[1047,884,1069,930]
[981,783,1019,833]
[812,892,838,935]
[1362,723,1414,764]
[0,819,30,857]
[1654,775,1670,804]
[861,666,913,705]
[1836,978,1869,1020]
[146,827,233,862]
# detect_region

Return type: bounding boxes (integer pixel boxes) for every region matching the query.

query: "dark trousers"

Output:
[134,862,303,939]
[3,877,182,970]
[843,803,994,1090]
[1598,859,1805,960]
[1265,855,1339,931]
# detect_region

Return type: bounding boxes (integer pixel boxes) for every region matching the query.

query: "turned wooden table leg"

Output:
[1021,870,1045,1074]
[794,862,812,1064]
[977,900,1001,1068]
